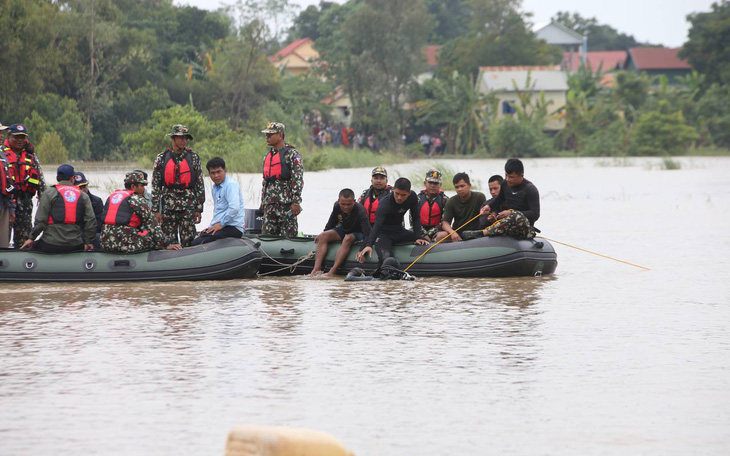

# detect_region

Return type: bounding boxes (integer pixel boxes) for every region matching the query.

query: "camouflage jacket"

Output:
[261,145,304,206]
[151,147,205,213]
[101,192,165,251]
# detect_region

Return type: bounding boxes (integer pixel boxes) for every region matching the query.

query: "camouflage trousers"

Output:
[421,225,441,241]
[10,196,33,248]
[484,211,535,239]
[161,210,197,247]
[101,224,165,254]
[262,203,298,238]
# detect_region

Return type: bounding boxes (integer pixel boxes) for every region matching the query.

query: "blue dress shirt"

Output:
[211,176,245,233]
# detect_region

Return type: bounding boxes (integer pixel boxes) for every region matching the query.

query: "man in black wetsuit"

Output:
[478,158,540,239]
[356,177,429,267]
[309,188,371,277]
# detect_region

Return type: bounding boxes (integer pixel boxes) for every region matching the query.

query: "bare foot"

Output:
[325,271,337,278]
[308,270,323,277]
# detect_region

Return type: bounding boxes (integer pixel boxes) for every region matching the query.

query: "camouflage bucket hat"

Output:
[371,166,388,177]
[261,122,285,134]
[425,168,442,183]
[124,171,148,186]
[166,124,193,140]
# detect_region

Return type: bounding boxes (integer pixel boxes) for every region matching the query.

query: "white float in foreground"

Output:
[225,425,354,456]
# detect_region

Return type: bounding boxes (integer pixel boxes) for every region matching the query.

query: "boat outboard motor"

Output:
[344,257,415,281]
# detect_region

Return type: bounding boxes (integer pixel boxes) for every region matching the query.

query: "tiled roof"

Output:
[627,47,691,70]
[424,45,440,67]
[563,51,627,73]
[270,38,314,62]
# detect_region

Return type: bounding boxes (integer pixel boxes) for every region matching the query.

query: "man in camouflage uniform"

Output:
[417,168,448,242]
[260,122,303,238]
[1,124,45,248]
[151,125,204,247]
[101,171,182,253]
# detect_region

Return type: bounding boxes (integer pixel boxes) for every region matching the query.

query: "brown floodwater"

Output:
[1,157,728,455]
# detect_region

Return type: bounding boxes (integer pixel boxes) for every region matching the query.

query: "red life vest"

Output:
[48,185,85,225]
[262,145,294,182]
[3,142,42,195]
[102,189,142,228]
[162,149,198,189]
[0,149,13,197]
[418,190,447,227]
[360,185,392,224]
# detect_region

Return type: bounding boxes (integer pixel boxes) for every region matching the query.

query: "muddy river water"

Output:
[1,157,728,454]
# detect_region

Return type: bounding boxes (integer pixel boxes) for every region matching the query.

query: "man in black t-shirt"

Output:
[479,158,540,239]
[309,188,371,277]
[356,177,429,268]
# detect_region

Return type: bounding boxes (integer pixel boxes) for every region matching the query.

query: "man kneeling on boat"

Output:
[100,171,182,253]
[309,188,370,277]
[475,158,540,239]
[20,164,97,253]
[355,177,429,268]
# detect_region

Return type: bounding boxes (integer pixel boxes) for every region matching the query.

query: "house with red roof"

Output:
[269,38,319,77]
[623,47,692,84]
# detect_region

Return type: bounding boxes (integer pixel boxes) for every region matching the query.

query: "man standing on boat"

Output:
[0,124,16,248]
[358,166,392,226]
[151,124,205,247]
[356,177,429,268]
[20,164,96,253]
[102,171,181,254]
[2,123,45,248]
[191,157,245,245]
[260,122,303,238]
[309,188,371,277]
[416,168,448,242]
[478,158,540,239]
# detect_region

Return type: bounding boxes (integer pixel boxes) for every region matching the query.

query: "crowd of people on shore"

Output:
[310,123,446,156]
[1,119,539,278]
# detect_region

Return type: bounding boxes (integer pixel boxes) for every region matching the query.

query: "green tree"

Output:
[37,132,70,165]
[489,117,551,158]
[630,103,698,156]
[287,1,337,41]
[614,71,650,121]
[22,94,86,160]
[415,72,495,154]
[437,0,560,78]
[680,1,730,86]
[426,0,471,44]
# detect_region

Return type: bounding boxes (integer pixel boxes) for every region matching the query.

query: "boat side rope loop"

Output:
[257,248,316,277]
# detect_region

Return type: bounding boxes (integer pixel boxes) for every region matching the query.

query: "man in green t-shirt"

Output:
[438,172,486,242]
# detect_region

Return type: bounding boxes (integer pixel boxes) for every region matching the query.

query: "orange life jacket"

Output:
[360,185,392,224]
[3,141,41,195]
[102,189,142,228]
[262,145,294,182]
[48,185,85,225]
[418,190,446,227]
[162,149,198,189]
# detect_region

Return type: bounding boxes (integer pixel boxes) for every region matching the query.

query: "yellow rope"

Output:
[404,212,482,272]
[537,236,651,271]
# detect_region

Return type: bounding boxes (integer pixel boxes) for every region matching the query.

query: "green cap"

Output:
[261,122,285,134]
[124,171,148,185]
[371,166,388,177]
[166,124,193,140]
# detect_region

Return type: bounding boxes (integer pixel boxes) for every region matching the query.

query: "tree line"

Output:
[1,0,728,170]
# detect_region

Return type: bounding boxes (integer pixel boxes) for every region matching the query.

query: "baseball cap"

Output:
[8,123,28,136]
[73,172,89,187]
[57,164,75,181]
[261,122,285,134]
[0,123,7,131]
[371,166,388,177]
[425,168,442,183]
[124,171,148,186]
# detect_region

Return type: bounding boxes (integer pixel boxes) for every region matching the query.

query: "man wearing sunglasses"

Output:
[260,122,304,238]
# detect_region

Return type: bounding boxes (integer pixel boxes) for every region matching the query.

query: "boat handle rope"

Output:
[404,212,483,272]
[257,248,316,277]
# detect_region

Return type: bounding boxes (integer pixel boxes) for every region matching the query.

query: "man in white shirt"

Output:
[191,157,245,246]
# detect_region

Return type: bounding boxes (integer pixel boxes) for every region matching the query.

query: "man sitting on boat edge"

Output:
[101,171,182,254]
[192,157,245,246]
[309,188,371,277]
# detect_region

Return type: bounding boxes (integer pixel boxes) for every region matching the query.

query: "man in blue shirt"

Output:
[191,157,245,246]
